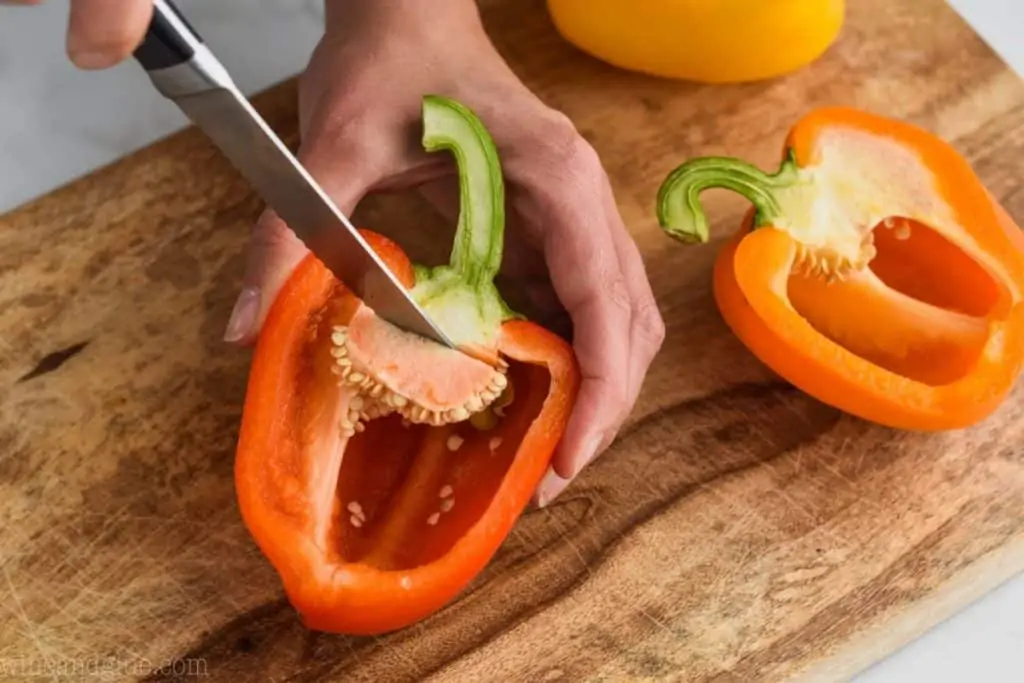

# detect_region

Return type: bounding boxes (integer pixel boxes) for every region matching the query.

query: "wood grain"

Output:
[1,0,1023,681]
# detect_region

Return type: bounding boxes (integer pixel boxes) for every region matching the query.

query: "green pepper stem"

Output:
[656,151,800,244]
[421,95,504,288]
[409,96,518,349]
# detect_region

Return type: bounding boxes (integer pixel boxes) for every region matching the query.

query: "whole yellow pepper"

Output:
[546,0,845,84]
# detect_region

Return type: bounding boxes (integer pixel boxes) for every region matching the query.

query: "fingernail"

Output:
[223,287,260,343]
[535,467,571,509]
[67,35,119,69]
[570,434,605,479]
[70,49,120,69]
[67,29,120,70]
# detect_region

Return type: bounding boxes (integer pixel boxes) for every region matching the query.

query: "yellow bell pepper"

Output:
[546,0,845,84]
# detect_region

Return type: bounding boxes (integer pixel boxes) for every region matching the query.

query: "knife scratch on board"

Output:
[17,341,90,383]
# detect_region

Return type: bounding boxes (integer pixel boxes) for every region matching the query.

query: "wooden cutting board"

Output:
[1,0,1022,681]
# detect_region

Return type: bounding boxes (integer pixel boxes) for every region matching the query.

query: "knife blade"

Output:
[131,0,455,349]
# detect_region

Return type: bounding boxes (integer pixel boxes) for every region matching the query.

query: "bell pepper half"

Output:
[657,106,1024,430]
[234,95,580,635]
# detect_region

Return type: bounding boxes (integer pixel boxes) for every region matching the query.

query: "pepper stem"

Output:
[410,96,517,349]
[422,95,504,287]
[656,151,801,243]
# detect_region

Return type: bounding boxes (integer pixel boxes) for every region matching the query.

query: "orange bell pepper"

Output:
[656,107,1024,430]
[234,97,579,634]
[547,0,845,84]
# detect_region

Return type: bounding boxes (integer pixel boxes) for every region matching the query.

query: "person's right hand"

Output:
[8,0,153,70]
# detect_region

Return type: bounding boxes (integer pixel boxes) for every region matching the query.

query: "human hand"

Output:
[6,0,153,69]
[221,0,665,506]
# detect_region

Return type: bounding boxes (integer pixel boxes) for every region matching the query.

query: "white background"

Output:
[1,1,1021,680]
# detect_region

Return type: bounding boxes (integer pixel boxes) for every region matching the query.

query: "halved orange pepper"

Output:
[234,97,579,634]
[657,107,1024,430]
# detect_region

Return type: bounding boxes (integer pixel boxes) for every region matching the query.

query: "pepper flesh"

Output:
[547,0,845,84]
[658,107,1024,430]
[234,97,580,634]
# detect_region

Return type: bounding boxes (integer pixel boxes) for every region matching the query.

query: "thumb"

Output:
[67,0,153,69]
[222,142,378,346]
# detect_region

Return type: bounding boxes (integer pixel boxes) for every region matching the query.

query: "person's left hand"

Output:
[223,1,665,506]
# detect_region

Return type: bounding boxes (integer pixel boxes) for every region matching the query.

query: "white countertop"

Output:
[1,1,1021,680]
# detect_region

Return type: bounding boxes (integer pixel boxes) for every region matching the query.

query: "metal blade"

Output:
[178,88,453,348]
[150,73,452,348]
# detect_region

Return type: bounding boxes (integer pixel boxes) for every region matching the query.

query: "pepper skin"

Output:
[547,0,845,84]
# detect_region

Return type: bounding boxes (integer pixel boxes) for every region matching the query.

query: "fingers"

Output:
[221,210,309,345]
[66,0,152,69]
[603,184,665,410]
[521,118,663,507]
[547,234,633,478]
[519,142,634,501]
[222,138,382,346]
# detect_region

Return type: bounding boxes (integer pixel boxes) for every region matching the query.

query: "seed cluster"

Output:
[793,216,919,283]
[330,325,509,438]
[793,232,876,283]
[469,381,515,431]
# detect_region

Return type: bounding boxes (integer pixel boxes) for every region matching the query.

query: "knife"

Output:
[131,0,455,348]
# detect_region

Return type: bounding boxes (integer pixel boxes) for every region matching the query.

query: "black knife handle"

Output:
[133,0,204,71]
